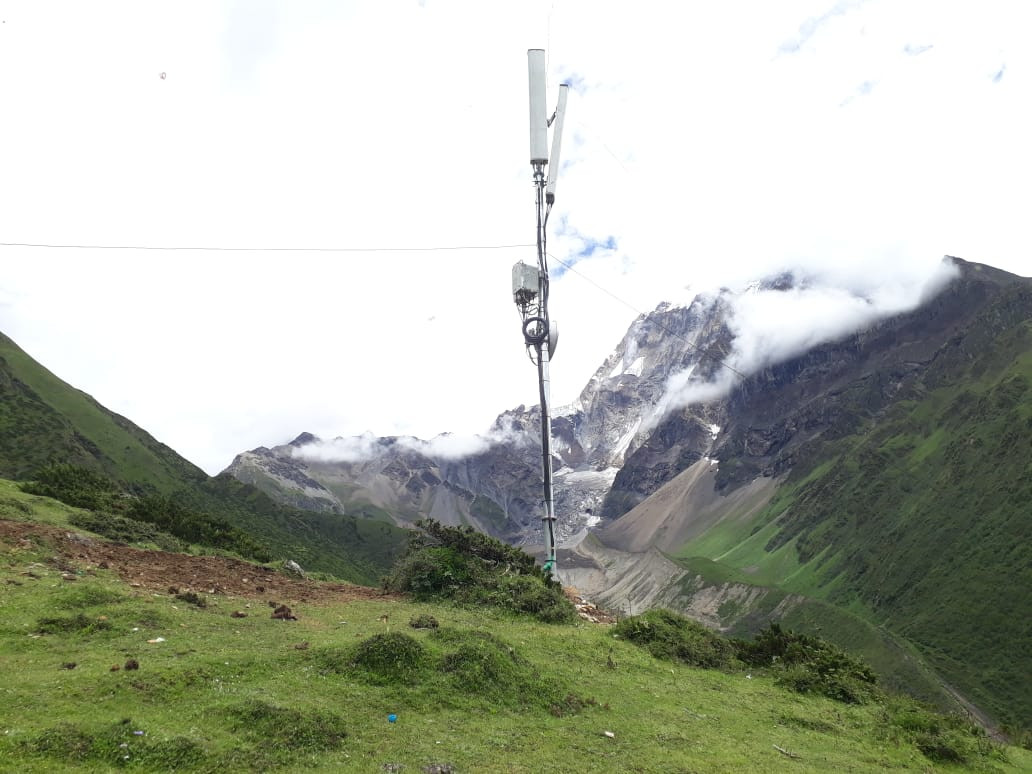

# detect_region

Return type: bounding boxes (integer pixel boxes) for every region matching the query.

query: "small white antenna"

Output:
[545,84,569,204]
[528,49,548,165]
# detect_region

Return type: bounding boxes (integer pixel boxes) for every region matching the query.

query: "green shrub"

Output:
[20,464,123,512]
[881,697,1002,765]
[735,623,877,704]
[613,609,737,669]
[69,511,185,552]
[128,494,272,561]
[388,546,480,599]
[21,463,272,561]
[464,574,576,624]
[384,519,576,624]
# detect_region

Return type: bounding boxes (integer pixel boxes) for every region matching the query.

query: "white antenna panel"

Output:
[545,83,569,203]
[527,49,548,164]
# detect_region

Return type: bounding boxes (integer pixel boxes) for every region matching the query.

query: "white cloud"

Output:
[291,433,384,464]
[650,257,960,422]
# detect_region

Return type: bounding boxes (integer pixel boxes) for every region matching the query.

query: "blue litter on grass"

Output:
[388,714,397,723]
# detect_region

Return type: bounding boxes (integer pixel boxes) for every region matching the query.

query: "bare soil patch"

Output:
[0,518,396,605]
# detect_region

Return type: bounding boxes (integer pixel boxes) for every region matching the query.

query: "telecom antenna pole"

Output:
[512,49,568,580]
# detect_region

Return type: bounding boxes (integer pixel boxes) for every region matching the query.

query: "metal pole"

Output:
[537,340,558,577]
[532,162,558,579]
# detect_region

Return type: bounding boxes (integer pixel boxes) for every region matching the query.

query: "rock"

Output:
[230,611,247,618]
[294,641,309,650]
[283,560,306,578]
[61,662,77,670]
[124,659,139,671]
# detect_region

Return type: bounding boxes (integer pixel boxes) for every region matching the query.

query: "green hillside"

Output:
[0,332,205,490]
[2,490,1029,772]
[0,331,408,585]
[679,284,1032,731]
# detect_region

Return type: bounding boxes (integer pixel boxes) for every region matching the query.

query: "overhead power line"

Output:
[0,241,534,253]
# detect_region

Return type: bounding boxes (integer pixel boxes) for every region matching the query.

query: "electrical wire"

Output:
[0,241,534,253]
[547,251,746,380]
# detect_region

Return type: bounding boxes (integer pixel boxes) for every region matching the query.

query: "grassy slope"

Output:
[0,332,409,585]
[2,489,1029,773]
[0,332,205,490]
[670,556,958,710]
[679,306,1032,729]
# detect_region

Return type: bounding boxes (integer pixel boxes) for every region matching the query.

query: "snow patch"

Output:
[562,467,620,485]
[607,355,645,380]
[613,417,642,461]
[709,424,721,438]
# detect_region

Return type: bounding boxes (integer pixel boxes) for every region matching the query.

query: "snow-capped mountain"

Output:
[225,289,738,545]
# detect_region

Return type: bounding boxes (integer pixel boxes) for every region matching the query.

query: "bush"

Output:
[613,609,737,669]
[69,511,185,552]
[21,464,123,511]
[384,520,575,624]
[388,546,480,599]
[21,464,272,561]
[466,574,576,624]
[128,494,272,562]
[734,623,877,704]
[881,697,1002,765]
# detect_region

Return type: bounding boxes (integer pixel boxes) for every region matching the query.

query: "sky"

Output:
[1,0,1030,475]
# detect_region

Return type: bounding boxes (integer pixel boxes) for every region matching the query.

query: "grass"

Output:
[3,499,1030,771]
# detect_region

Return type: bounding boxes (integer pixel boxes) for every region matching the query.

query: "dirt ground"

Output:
[0,518,396,605]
